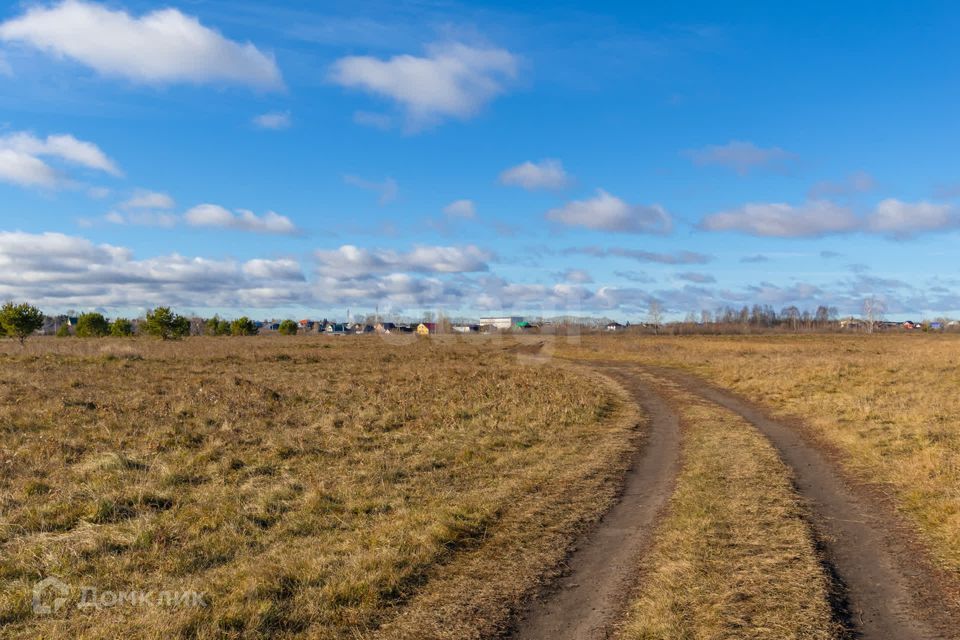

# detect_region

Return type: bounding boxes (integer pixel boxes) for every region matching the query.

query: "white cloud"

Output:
[253,111,291,130]
[499,159,570,190]
[314,244,491,277]
[9,133,121,175]
[121,189,174,209]
[0,132,122,187]
[184,204,298,235]
[0,0,282,90]
[3,231,958,316]
[343,174,398,205]
[0,131,120,188]
[329,42,517,129]
[866,199,959,237]
[313,272,464,309]
[443,199,475,218]
[562,268,593,284]
[686,140,794,175]
[0,231,305,309]
[546,189,672,234]
[105,210,177,228]
[242,258,304,280]
[700,200,859,237]
[0,148,59,187]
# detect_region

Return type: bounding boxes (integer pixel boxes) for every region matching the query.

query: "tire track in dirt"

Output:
[509,366,680,640]
[652,366,950,640]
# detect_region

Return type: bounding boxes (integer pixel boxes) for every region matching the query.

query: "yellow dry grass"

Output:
[0,336,637,639]
[561,333,960,582]
[617,376,837,640]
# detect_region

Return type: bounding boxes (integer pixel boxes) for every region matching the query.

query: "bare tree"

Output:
[863,296,885,333]
[648,300,663,335]
[780,305,800,331]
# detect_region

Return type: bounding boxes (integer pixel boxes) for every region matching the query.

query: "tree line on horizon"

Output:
[2,300,956,345]
[0,303,305,344]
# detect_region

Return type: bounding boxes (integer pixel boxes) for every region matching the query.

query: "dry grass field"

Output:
[0,336,638,639]
[617,375,837,640]
[561,333,960,587]
[4,331,958,639]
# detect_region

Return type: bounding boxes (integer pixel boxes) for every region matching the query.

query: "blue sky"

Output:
[0,0,958,321]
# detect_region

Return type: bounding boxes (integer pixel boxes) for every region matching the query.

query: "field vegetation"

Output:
[0,336,637,639]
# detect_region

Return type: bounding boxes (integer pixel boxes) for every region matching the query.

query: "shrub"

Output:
[56,324,71,337]
[76,312,110,337]
[230,316,258,336]
[205,316,231,336]
[110,318,134,337]
[143,307,190,340]
[0,302,44,344]
[278,319,298,336]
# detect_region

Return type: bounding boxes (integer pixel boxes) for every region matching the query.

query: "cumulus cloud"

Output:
[0,0,282,89]
[561,268,593,284]
[253,111,291,130]
[700,200,859,237]
[343,174,398,205]
[865,199,959,237]
[0,131,120,187]
[242,258,304,281]
[443,199,476,218]
[546,189,672,234]
[686,140,794,175]
[121,189,174,209]
[703,198,959,239]
[0,148,59,187]
[184,204,298,235]
[499,159,570,190]
[2,231,957,316]
[105,210,177,227]
[0,231,305,309]
[314,244,491,277]
[329,42,517,129]
[313,272,465,309]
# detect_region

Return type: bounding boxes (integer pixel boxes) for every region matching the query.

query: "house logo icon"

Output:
[32,577,70,615]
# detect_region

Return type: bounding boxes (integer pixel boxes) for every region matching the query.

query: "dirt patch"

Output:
[653,366,955,640]
[509,365,681,640]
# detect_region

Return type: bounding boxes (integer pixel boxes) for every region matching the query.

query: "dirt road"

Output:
[657,367,953,640]
[510,362,955,640]
[509,366,680,640]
